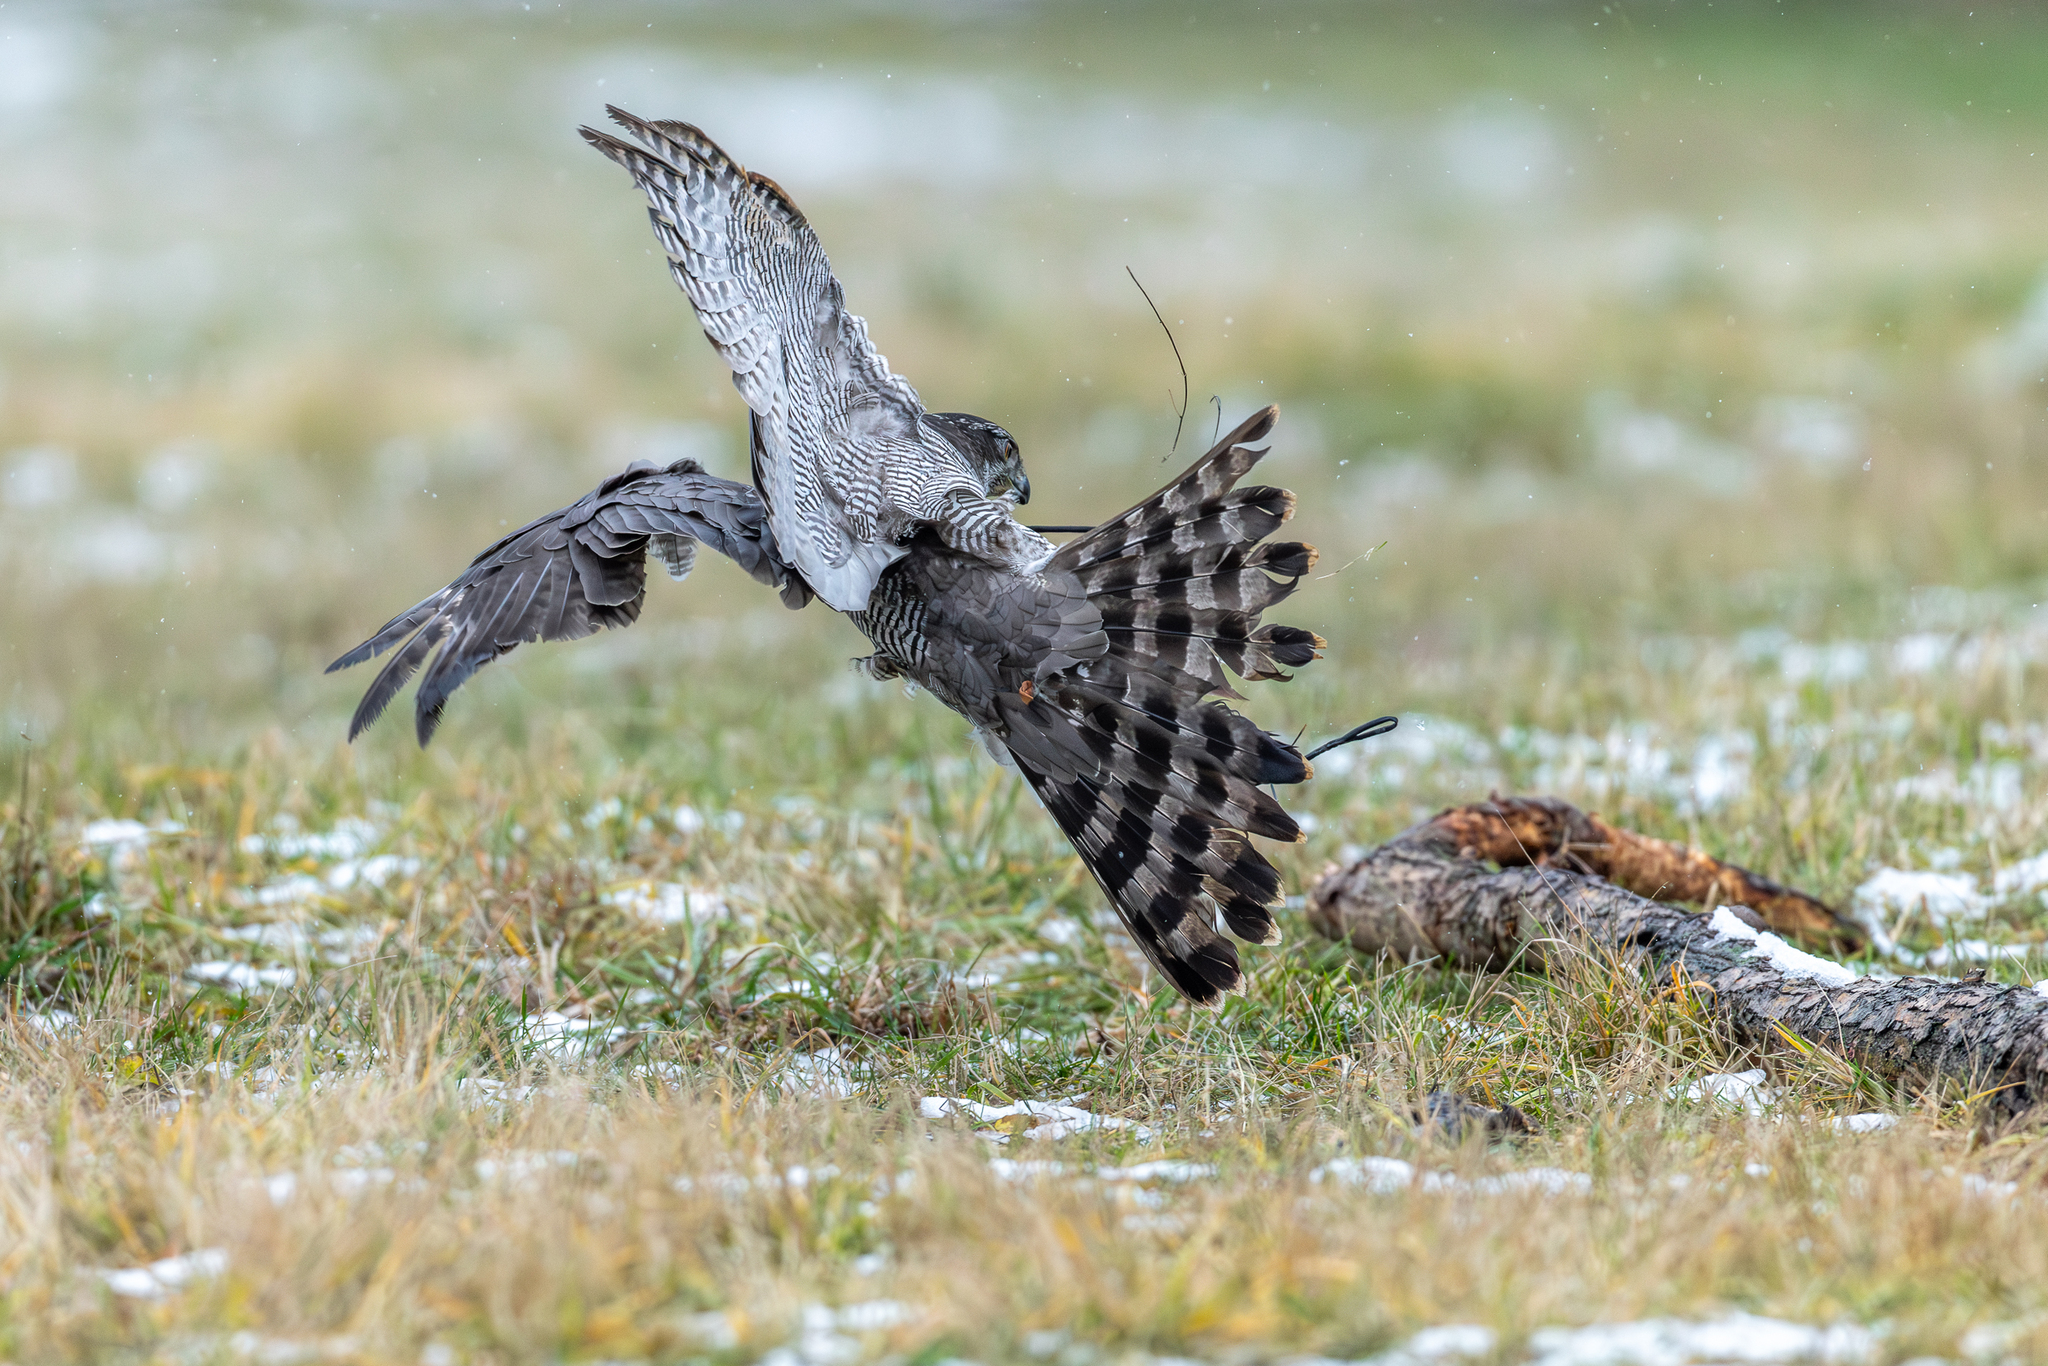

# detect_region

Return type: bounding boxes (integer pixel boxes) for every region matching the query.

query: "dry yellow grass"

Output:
[8,3,2048,1361]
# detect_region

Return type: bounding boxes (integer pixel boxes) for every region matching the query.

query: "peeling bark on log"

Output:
[1425,796,1863,950]
[1306,802,2048,1122]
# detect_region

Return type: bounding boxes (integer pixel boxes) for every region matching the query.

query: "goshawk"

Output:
[330,112,1325,1004]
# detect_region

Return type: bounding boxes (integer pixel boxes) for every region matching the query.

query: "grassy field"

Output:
[7,2,2048,1361]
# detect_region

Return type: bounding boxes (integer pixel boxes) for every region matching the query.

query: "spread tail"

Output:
[1004,407,1323,1004]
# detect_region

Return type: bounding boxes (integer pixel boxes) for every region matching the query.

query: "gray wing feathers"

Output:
[328,461,808,746]
[582,107,940,612]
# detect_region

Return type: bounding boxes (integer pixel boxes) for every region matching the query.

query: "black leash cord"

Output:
[1304,714,1399,762]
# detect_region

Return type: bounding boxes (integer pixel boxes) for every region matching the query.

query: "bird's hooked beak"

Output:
[1012,469,1031,507]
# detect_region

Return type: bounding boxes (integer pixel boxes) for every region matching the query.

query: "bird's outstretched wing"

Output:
[327,460,808,746]
[579,106,918,612]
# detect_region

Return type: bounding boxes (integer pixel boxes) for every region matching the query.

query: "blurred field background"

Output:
[7,2,2048,1362]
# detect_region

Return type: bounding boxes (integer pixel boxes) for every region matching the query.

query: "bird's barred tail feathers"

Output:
[1007,406,1324,1005]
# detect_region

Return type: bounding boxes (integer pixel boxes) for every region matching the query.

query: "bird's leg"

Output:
[923,488,1057,574]
[849,652,906,682]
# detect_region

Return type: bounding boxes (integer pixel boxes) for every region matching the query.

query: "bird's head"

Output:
[929,412,1029,507]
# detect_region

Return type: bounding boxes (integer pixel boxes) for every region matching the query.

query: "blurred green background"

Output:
[4,1,2047,855]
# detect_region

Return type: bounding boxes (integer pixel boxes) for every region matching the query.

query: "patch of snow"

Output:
[1892,762,2023,811]
[920,1095,1152,1143]
[602,880,728,924]
[1959,1318,2043,1362]
[1708,906,1860,985]
[455,1077,535,1111]
[1777,641,1872,685]
[240,816,379,861]
[185,961,297,993]
[986,1158,1070,1182]
[522,1011,631,1055]
[1753,395,1864,471]
[682,1311,739,1351]
[326,1166,396,1195]
[81,818,152,847]
[1097,1160,1215,1184]
[474,1149,581,1182]
[25,1008,77,1036]
[1672,1068,1779,1116]
[1469,1167,1593,1196]
[1308,1157,1590,1197]
[1890,632,1954,675]
[762,1300,920,1366]
[1524,1312,1876,1365]
[220,920,387,965]
[3,445,79,508]
[1915,940,2032,971]
[1993,852,2048,901]
[243,875,329,908]
[673,804,745,837]
[1852,868,1988,943]
[1347,1323,1497,1364]
[1589,393,1756,497]
[1311,1155,1418,1193]
[1036,915,1084,946]
[325,855,419,890]
[221,1330,361,1363]
[96,1247,228,1299]
[1832,1113,1899,1134]
[1961,1174,2020,1203]
[775,1047,863,1099]
[79,818,183,868]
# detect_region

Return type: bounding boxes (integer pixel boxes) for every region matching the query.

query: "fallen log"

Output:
[1306,798,2048,1123]
[1423,795,1863,950]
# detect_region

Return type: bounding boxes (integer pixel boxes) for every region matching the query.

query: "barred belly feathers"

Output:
[329,112,1326,1005]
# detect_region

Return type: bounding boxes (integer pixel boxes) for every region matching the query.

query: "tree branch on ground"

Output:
[1306,796,2048,1123]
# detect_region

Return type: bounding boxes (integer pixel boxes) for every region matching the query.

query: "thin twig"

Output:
[1125,266,1188,456]
[1210,395,1223,447]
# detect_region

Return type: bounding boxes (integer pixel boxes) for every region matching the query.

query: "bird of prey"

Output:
[329,112,1326,1004]
[584,108,1050,614]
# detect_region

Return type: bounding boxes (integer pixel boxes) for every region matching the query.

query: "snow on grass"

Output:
[1096,1160,1215,1184]
[1287,1323,1496,1364]
[185,961,297,993]
[218,919,389,964]
[1308,1156,1592,1196]
[1915,940,2034,970]
[1521,1312,1876,1364]
[518,1011,634,1057]
[96,1247,227,1299]
[920,1094,1155,1143]
[759,1300,921,1366]
[1672,1068,1779,1115]
[25,1008,77,1035]
[1993,851,2048,901]
[78,818,184,869]
[240,816,380,861]
[602,880,731,924]
[1831,1114,1900,1134]
[473,1149,582,1182]
[1851,869,1987,944]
